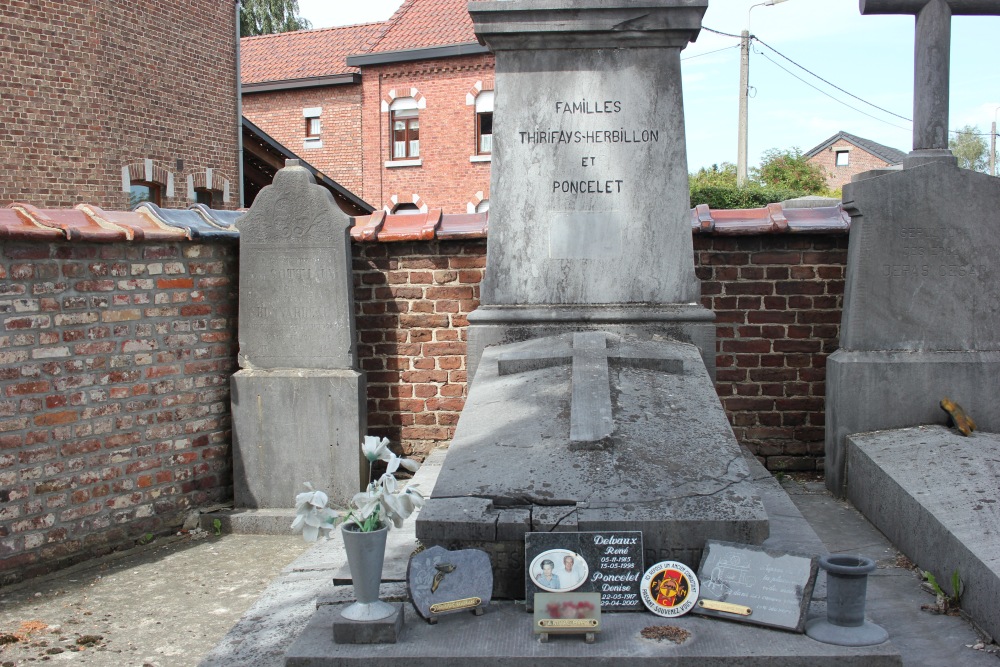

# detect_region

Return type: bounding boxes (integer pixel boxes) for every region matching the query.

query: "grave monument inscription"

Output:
[417,0,768,599]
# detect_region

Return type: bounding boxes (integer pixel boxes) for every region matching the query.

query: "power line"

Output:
[682,44,740,61]
[755,49,913,131]
[753,36,912,122]
[700,25,743,39]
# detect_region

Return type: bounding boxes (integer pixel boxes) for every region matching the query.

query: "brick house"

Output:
[0,0,242,210]
[805,131,906,191]
[241,22,381,198]
[241,0,495,215]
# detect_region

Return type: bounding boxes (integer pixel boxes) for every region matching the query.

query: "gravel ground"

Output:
[0,532,312,667]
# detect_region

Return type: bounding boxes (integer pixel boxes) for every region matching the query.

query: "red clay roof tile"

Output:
[241,23,383,84]
[367,0,478,54]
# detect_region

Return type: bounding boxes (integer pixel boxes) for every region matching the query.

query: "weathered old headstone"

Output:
[825,1,1000,495]
[231,161,364,508]
[464,0,716,380]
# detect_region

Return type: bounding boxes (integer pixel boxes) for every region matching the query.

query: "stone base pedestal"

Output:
[467,304,716,383]
[332,603,405,645]
[825,349,1000,496]
[231,369,365,509]
[418,333,766,599]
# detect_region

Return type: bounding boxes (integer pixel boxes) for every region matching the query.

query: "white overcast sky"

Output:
[297,0,1000,171]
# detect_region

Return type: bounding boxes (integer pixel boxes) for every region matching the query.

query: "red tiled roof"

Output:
[366,0,478,54]
[241,23,383,84]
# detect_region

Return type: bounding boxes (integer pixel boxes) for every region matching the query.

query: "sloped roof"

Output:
[240,23,382,84]
[366,0,478,54]
[804,131,907,165]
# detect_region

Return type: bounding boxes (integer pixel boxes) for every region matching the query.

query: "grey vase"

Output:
[341,522,395,622]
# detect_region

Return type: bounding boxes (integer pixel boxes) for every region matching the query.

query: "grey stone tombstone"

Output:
[416,0,770,600]
[464,0,716,381]
[825,1,1000,495]
[230,160,364,508]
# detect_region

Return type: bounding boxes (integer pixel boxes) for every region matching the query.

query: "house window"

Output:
[475,90,494,156]
[835,150,849,167]
[475,199,490,213]
[389,97,420,160]
[305,116,321,138]
[129,181,161,209]
[392,202,422,215]
[195,188,221,208]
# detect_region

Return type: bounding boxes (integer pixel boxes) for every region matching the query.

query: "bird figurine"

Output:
[431,562,456,593]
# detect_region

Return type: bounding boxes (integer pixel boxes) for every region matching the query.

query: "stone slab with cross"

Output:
[418,332,768,598]
[825,2,1000,495]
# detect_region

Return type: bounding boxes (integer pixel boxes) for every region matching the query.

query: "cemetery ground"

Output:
[0,533,310,667]
[0,468,996,666]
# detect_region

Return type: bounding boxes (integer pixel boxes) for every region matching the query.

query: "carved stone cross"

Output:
[861,1,1000,164]
[496,332,684,443]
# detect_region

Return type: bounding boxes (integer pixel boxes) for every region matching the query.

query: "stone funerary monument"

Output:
[416,0,769,597]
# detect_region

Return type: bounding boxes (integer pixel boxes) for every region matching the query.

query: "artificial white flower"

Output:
[362,435,392,463]
[293,436,423,538]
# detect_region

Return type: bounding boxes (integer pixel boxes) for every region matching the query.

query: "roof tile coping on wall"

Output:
[2,203,242,242]
[1,202,848,243]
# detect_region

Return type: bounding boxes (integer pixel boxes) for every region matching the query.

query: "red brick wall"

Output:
[353,241,484,453]
[807,139,894,190]
[0,230,846,583]
[0,241,237,584]
[353,234,848,473]
[695,234,848,471]
[0,0,241,210]
[243,85,365,194]
[360,54,494,213]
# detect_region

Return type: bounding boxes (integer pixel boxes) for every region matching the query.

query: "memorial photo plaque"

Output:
[693,540,818,632]
[525,532,643,611]
[533,592,602,644]
[407,546,493,623]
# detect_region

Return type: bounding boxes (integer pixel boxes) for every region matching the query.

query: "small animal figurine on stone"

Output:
[940,397,976,436]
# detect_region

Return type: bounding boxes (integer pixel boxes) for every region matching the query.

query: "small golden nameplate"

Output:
[430,597,482,614]
[698,600,752,616]
[538,619,599,628]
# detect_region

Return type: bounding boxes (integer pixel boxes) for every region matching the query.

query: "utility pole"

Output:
[737,29,750,187]
[992,120,996,178]
[738,0,790,188]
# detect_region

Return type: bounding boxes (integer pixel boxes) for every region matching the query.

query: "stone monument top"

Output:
[860,0,1000,167]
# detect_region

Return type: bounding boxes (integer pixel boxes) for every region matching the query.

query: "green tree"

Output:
[754,147,827,193]
[240,0,312,37]
[949,125,993,173]
[689,162,737,189]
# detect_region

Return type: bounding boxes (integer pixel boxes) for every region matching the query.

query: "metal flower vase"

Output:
[340,522,395,621]
[806,554,888,646]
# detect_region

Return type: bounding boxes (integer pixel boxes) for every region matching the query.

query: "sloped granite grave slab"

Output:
[417,332,768,598]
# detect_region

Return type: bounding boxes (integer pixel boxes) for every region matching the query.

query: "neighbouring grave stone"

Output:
[693,540,818,633]
[825,1,1000,495]
[231,161,364,508]
[463,0,716,381]
[407,546,493,623]
[524,531,644,611]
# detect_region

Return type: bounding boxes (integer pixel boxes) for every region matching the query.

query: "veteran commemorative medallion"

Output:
[641,561,699,617]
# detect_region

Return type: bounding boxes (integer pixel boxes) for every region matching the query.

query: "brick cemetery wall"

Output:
[0,208,847,583]
[0,240,237,584]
